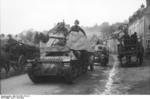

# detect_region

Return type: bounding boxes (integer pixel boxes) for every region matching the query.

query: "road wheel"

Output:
[64,69,74,84]
[28,69,43,84]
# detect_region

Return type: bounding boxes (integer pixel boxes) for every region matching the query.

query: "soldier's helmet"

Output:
[7,34,12,38]
[74,20,79,25]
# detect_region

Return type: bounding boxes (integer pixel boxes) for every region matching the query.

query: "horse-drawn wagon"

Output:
[117,38,144,66]
[0,40,39,73]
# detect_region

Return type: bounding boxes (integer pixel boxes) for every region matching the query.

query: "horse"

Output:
[0,48,11,74]
[32,32,49,45]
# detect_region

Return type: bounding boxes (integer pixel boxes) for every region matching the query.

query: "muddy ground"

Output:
[1,55,150,95]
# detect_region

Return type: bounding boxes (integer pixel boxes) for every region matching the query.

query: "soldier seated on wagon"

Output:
[4,34,19,53]
[120,32,130,50]
[131,32,138,44]
[7,34,18,45]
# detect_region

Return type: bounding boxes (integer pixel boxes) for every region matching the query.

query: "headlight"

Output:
[64,62,70,67]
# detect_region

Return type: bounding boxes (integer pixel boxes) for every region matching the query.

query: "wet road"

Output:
[2,55,149,95]
[1,55,118,95]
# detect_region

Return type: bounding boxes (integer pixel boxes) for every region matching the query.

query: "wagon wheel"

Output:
[125,56,131,65]
[139,56,143,65]
[118,55,123,66]
[17,55,27,71]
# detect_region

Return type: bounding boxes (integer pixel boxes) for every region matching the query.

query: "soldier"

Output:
[67,20,93,71]
[59,22,69,37]
[0,34,7,49]
[131,32,138,44]
[68,20,87,37]
[5,34,18,52]
[7,34,17,45]
[14,34,21,42]
[67,20,88,53]
[120,31,130,50]
[0,34,5,43]
[53,22,69,37]
[0,34,5,39]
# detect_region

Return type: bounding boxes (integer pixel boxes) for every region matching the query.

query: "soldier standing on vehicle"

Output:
[67,20,94,71]
[68,20,87,37]
[67,20,88,53]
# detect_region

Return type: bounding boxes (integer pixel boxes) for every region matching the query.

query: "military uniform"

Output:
[121,33,130,50]
[69,25,86,37]
[131,33,138,44]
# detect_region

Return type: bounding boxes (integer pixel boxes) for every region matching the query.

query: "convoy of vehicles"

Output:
[3,22,144,84]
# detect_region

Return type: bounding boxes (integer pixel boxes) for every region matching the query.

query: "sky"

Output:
[1,0,146,35]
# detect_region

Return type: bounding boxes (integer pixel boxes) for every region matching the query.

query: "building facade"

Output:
[128,0,150,53]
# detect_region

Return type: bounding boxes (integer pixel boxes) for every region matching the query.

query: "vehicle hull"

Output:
[26,58,88,84]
